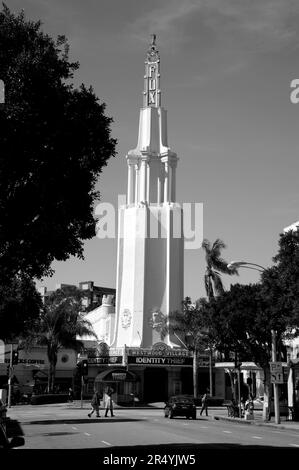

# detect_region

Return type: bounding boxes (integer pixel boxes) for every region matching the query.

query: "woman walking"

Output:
[104,388,115,417]
[200,390,209,416]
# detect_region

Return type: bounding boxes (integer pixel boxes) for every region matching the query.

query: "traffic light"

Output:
[12,350,19,365]
[81,360,88,376]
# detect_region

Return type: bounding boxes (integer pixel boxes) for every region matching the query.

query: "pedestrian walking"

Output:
[200,390,209,416]
[88,390,101,418]
[104,388,115,417]
[68,387,73,403]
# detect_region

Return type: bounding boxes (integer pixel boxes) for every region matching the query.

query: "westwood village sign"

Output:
[127,343,193,366]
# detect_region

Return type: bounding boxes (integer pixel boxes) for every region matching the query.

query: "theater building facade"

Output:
[78,339,221,404]
[79,37,225,403]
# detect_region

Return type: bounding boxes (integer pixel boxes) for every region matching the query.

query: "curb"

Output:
[213,415,299,433]
[213,416,252,425]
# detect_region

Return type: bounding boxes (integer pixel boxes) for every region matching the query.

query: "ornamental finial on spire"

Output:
[147,34,159,63]
[143,35,161,107]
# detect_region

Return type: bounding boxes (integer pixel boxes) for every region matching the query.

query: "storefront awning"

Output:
[94,369,138,382]
[215,362,262,371]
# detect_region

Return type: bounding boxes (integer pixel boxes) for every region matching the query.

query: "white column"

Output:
[140,158,148,203]
[169,165,173,203]
[135,163,140,204]
[127,162,135,205]
[157,165,162,204]
[146,161,150,203]
[171,165,176,203]
[164,161,169,203]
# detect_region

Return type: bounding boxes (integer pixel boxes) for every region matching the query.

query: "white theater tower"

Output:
[111,36,184,349]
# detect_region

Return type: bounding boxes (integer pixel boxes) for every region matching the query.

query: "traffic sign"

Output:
[270,362,283,384]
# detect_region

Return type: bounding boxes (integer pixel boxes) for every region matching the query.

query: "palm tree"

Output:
[29,286,97,393]
[202,238,238,300]
[150,301,214,399]
[169,298,212,399]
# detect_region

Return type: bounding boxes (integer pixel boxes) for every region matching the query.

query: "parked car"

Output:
[164,395,197,420]
[252,397,264,410]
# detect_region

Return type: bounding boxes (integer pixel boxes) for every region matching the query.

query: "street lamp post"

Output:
[271,329,280,424]
[227,260,281,424]
[205,346,213,397]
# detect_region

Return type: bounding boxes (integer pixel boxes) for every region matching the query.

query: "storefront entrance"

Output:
[144,368,168,402]
[94,369,139,405]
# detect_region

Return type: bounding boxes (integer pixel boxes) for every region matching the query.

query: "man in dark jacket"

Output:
[88,391,101,418]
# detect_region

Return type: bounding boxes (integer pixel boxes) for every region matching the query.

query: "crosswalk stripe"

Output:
[102,440,112,446]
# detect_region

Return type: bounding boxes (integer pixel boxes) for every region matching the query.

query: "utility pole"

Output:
[235,351,242,418]
[209,347,213,396]
[237,366,242,418]
[80,375,84,409]
[271,329,280,424]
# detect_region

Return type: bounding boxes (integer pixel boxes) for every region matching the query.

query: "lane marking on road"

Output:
[200,426,208,429]
[251,436,262,439]
[84,433,91,436]
[222,431,232,434]
[289,444,299,447]
[271,430,284,434]
[72,427,78,430]
[183,423,189,426]
[102,440,112,446]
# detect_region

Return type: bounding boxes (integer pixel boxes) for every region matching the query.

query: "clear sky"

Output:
[7,0,299,300]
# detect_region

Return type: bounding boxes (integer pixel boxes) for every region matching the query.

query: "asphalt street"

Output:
[15,408,299,449]
[3,406,299,468]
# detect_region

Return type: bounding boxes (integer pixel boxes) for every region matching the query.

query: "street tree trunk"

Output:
[226,369,237,401]
[47,345,58,394]
[48,362,56,393]
[262,366,272,421]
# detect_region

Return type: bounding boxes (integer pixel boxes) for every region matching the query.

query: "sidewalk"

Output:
[211,409,299,433]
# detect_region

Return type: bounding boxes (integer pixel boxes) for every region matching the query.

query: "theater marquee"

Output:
[128,356,193,366]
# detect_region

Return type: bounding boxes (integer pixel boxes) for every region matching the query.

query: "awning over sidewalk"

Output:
[215,362,262,371]
[94,369,138,382]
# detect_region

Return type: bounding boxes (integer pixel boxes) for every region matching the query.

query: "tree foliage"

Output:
[170,298,212,352]
[262,230,299,331]
[0,5,116,284]
[203,284,273,367]
[203,230,299,364]
[169,298,214,398]
[26,286,97,392]
[201,238,238,300]
[0,275,42,341]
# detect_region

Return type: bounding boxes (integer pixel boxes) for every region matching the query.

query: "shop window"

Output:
[87,380,95,395]
[173,381,181,395]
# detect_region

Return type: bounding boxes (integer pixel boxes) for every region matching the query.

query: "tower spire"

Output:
[143,34,161,108]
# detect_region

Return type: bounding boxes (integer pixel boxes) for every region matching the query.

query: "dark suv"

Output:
[164,395,197,420]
